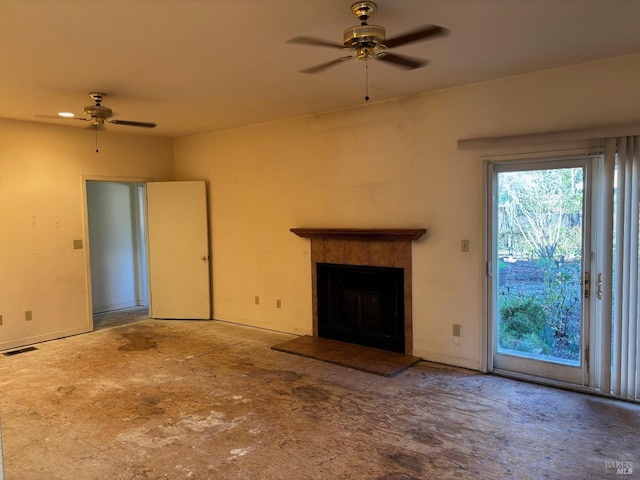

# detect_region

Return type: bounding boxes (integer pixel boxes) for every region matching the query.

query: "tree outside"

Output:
[497,167,583,363]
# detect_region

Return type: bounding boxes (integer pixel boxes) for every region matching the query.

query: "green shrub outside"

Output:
[498,260,581,360]
[499,296,552,355]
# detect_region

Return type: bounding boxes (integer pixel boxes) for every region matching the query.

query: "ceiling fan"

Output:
[58,92,156,129]
[288,1,448,74]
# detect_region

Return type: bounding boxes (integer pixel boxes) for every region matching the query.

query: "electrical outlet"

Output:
[25,310,33,321]
[254,296,260,305]
[276,299,282,309]
[73,239,83,250]
[461,240,470,252]
[452,324,461,337]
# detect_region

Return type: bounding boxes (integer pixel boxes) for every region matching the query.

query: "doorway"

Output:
[488,158,590,385]
[86,180,149,329]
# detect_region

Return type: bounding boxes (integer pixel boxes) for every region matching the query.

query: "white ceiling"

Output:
[2,0,640,138]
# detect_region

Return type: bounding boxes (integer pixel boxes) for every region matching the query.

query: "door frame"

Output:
[485,152,594,386]
[81,175,152,330]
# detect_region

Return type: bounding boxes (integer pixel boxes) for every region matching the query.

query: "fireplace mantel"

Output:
[290,228,427,242]
[292,227,425,355]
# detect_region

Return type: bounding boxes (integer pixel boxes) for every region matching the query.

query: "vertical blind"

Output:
[608,136,640,401]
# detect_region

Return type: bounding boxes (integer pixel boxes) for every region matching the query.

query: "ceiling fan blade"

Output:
[35,114,66,120]
[384,25,448,48]
[300,56,353,74]
[108,119,157,128]
[377,52,428,70]
[35,114,88,121]
[287,36,345,49]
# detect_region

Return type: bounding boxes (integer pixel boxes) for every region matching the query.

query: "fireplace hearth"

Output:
[291,228,426,355]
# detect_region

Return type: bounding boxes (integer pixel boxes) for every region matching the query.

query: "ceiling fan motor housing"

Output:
[344,24,386,59]
[84,92,112,123]
[84,104,113,120]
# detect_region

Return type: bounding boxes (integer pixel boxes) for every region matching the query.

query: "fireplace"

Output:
[317,263,405,353]
[291,228,426,355]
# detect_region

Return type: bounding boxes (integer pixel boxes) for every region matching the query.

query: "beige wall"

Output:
[0,119,173,350]
[4,53,640,365]
[173,53,640,370]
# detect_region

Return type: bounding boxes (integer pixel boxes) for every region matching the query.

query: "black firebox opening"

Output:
[317,263,405,353]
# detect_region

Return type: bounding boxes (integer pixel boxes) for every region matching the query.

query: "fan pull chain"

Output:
[364,55,370,102]
[95,125,99,153]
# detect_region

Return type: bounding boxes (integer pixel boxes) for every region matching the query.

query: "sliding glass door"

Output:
[488,143,640,401]
[489,158,589,384]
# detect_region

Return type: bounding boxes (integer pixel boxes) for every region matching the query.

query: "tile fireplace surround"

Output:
[290,228,427,355]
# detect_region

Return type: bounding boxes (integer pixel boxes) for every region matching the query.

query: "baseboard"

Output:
[412,350,482,371]
[0,326,91,352]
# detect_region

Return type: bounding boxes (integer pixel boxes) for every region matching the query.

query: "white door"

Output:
[146,181,211,319]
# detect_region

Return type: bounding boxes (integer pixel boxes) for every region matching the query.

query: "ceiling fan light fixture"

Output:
[355,47,373,61]
[58,112,75,118]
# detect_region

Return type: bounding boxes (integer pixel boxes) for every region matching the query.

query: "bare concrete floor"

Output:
[0,319,638,479]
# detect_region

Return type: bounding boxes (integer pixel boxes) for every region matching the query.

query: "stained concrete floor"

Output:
[0,319,639,480]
